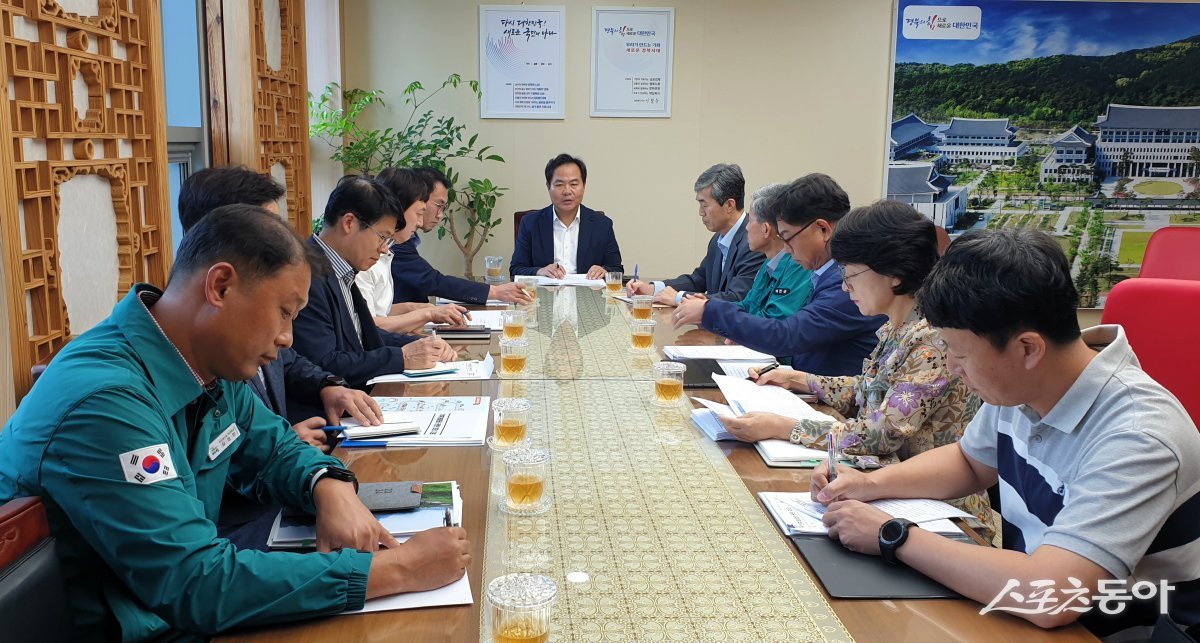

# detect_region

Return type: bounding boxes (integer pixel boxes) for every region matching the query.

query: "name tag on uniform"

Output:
[208,423,241,461]
[119,444,178,485]
[772,287,792,296]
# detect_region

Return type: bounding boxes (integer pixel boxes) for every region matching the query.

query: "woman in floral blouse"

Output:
[719,200,992,530]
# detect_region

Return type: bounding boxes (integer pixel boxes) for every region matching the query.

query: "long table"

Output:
[218,287,1097,643]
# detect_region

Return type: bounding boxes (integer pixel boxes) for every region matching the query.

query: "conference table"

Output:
[219,286,1097,643]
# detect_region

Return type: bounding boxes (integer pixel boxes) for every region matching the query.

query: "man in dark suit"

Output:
[674,173,884,376]
[389,167,532,305]
[292,176,456,394]
[178,167,383,451]
[627,163,765,306]
[510,154,623,279]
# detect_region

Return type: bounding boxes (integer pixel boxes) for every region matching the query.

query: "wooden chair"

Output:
[0,497,75,642]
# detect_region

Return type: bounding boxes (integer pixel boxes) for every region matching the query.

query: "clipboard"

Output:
[790,535,962,599]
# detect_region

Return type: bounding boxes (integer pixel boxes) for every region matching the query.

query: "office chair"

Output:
[1140,227,1200,280]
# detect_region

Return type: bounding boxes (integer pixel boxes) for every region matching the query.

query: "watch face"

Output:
[882,520,903,543]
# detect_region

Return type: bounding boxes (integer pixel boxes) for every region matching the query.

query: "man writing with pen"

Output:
[510,153,624,279]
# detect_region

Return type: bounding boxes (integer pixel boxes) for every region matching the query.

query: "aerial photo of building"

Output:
[935,117,1028,164]
[1094,104,1200,178]
[885,161,966,228]
[1041,125,1097,184]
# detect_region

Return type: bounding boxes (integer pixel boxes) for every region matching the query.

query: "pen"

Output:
[322,426,345,439]
[633,263,639,283]
[827,432,838,482]
[749,362,779,381]
[443,507,452,527]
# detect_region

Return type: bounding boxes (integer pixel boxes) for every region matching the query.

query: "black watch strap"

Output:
[879,518,918,566]
[319,375,350,390]
[311,466,359,493]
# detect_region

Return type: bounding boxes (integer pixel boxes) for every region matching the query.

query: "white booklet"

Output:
[366,354,494,385]
[689,397,736,441]
[663,345,775,361]
[340,397,491,447]
[712,374,829,422]
[340,411,421,439]
[754,440,830,468]
[759,492,969,539]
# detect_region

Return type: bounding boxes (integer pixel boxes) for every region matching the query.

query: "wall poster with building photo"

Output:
[886,0,1200,306]
[479,5,566,119]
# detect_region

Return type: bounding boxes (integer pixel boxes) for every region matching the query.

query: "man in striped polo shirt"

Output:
[810,229,1199,639]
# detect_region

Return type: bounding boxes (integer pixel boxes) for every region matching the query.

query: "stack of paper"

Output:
[754,440,831,468]
[426,310,505,332]
[759,492,970,540]
[716,361,779,380]
[535,274,604,287]
[690,397,735,441]
[712,374,829,421]
[269,482,463,549]
[663,345,775,361]
[366,354,494,385]
[436,296,507,307]
[339,397,491,447]
[342,573,473,614]
[340,411,420,439]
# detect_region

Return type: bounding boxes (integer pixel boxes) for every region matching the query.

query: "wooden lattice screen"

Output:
[208,0,312,233]
[0,0,170,399]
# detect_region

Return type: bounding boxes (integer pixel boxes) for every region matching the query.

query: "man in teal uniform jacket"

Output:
[0,206,470,641]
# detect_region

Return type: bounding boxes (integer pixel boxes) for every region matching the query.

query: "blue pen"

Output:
[633,264,638,282]
[322,425,345,439]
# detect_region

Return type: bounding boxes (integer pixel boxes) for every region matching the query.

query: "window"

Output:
[162,0,210,250]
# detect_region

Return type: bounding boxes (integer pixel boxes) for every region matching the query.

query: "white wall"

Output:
[307,0,344,227]
[340,0,895,279]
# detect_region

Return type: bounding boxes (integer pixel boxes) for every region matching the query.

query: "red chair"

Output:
[1139,227,1200,280]
[1102,278,1200,426]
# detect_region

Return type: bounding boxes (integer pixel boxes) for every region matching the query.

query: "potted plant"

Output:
[309,74,505,277]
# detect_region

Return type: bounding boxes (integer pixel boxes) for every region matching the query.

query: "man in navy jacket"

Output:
[510,154,623,278]
[672,173,883,376]
[390,167,532,305]
[292,176,457,391]
[627,163,765,305]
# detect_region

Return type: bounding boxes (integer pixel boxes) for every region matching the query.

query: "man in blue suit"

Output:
[390,167,532,305]
[178,167,383,447]
[292,176,456,393]
[672,173,883,376]
[627,163,765,306]
[510,154,623,279]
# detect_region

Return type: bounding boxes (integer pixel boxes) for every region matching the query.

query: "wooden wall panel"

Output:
[207,0,312,233]
[0,0,170,399]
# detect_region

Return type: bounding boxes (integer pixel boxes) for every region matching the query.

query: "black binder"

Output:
[791,536,962,599]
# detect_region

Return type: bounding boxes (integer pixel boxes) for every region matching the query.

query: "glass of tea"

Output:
[486,573,557,643]
[631,295,654,320]
[490,397,531,450]
[604,270,623,294]
[485,256,505,284]
[500,338,529,376]
[515,276,539,301]
[501,309,527,340]
[629,319,656,353]
[503,447,551,514]
[651,361,686,407]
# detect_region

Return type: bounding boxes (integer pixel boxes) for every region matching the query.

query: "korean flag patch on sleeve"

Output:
[119,444,178,485]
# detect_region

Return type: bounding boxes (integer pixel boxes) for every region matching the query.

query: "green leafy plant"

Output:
[309,74,506,276]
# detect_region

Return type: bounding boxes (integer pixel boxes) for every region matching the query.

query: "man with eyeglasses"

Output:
[292,175,457,391]
[389,167,532,305]
[673,173,883,376]
[627,163,765,306]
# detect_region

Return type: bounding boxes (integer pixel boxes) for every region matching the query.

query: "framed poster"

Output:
[886,0,1200,307]
[479,5,566,119]
[590,7,675,118]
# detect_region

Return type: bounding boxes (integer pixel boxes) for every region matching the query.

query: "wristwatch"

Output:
[879,518,918,565]
[310,466,359,493]
[319,374,349,390]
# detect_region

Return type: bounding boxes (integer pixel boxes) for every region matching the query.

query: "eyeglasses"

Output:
[837,264,872,284]
[777,220,818,245]
[363,223,395,250]
[429,201,448,214]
